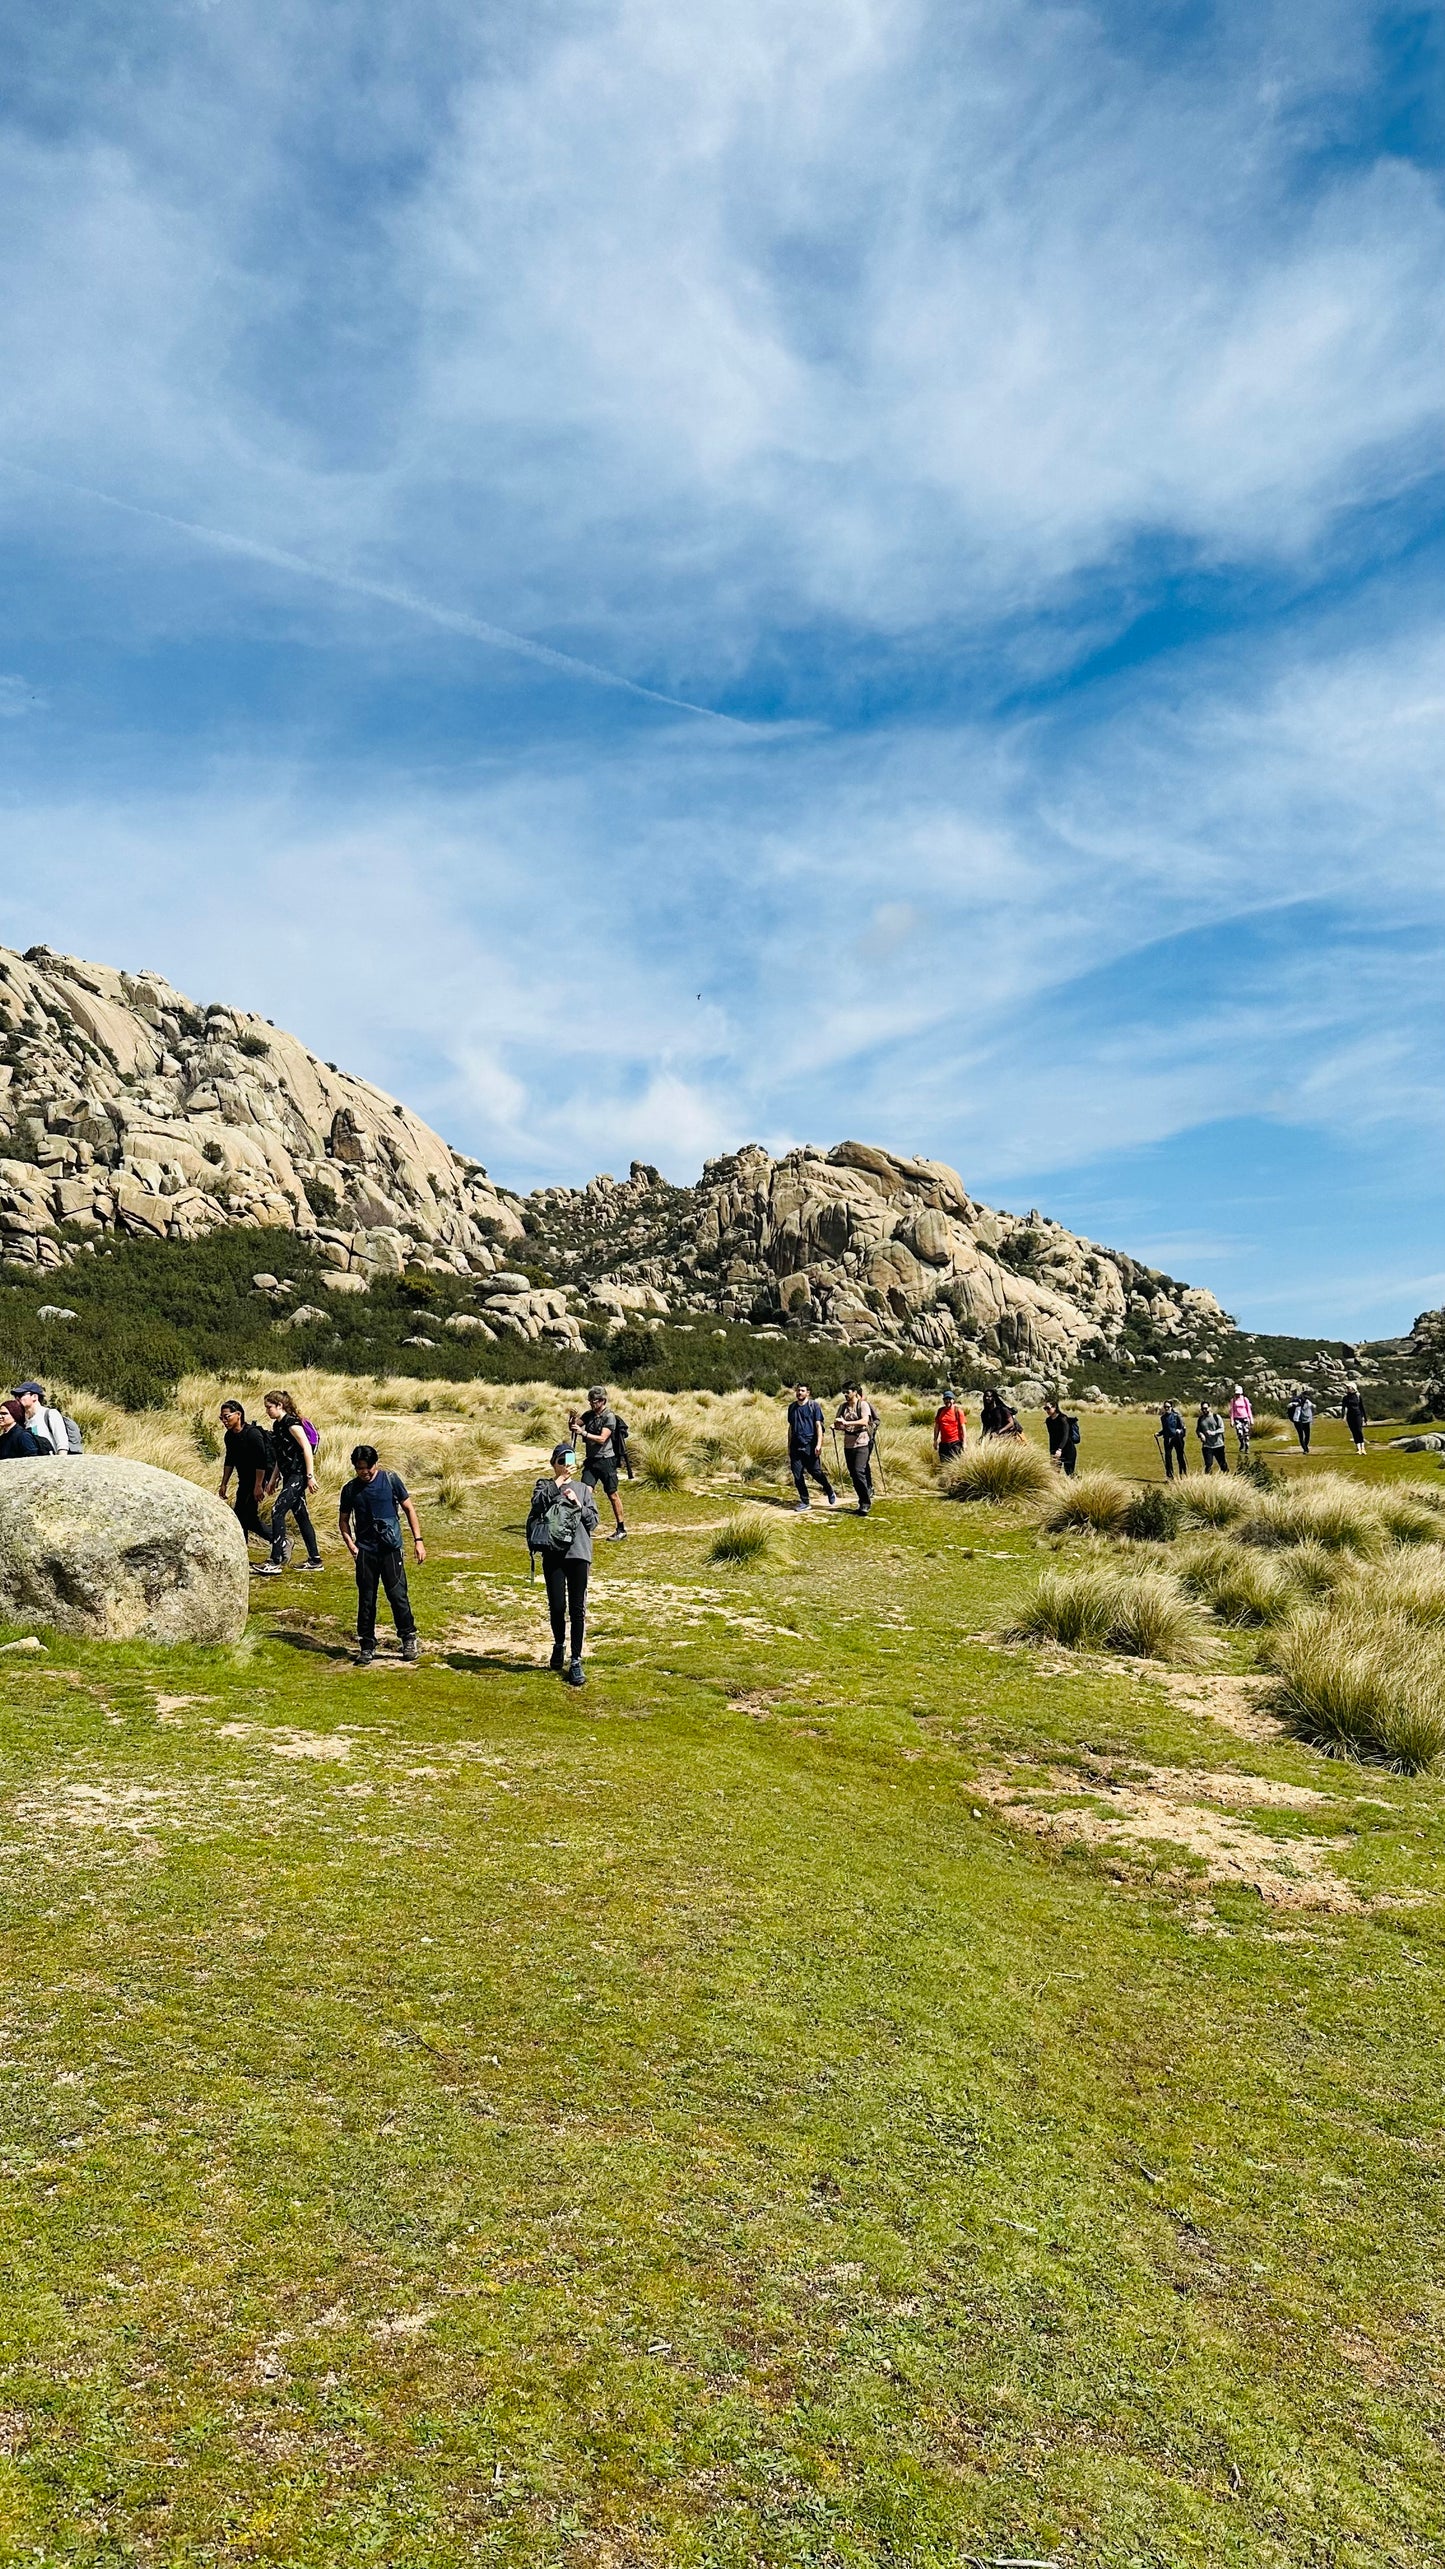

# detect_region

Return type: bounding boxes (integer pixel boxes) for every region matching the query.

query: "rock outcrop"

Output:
[0,943,523,1276]
[0,1457,248,1641]
[525,1141,1233,1369]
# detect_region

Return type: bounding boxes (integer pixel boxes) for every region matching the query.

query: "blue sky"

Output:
[1,0,1443,1335]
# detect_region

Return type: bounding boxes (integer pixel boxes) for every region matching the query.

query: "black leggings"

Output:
[844,1445,873,1509]
[790,1449,835,1504]
[543,1555,589,1659]
[1162,1433,1187,1478]
[1294,1419,1312,1453]
[270,1478,320,1565]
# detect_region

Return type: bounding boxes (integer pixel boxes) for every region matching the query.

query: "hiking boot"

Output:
[402,1637,420,1664]
[827,1493,838,1509]
[549,1643,566,1672]
[566,1659,586,1688]
[357,1648,376,1668]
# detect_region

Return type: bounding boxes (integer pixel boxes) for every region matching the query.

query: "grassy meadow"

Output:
[1,1378,1443,2564]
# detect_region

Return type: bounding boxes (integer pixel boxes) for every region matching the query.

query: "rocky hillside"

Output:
[0,943,524,1285]
[0,941,1234,1372]
[524,1141,1233,1371]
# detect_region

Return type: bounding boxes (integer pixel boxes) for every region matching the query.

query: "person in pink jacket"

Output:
[1228,1385,1254,1461]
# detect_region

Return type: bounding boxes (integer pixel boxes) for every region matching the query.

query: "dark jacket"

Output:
[0,1424,43,1461]
[528,1476,599,1565]
[1046,1410,1079,1455]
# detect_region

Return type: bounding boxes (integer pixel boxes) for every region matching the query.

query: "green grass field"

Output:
[2,1393,1443,2565]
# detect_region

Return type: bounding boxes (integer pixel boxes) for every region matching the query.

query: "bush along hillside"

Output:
[0,1229,946,1410]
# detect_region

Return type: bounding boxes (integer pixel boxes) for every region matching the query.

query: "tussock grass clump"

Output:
[708,1514,771,1565]
[1014,1564,1204,1663]
[1122,1483,1186,1543]
[519,1401,556,1443]
[1181,1478,1255,1529]
[435,1465,469,1513]
[1044,1469,1131,1534]
[1286,1540,1346,1604]
[1378,1495,1445,1548]
[1269,1609,1445,1772]
[725,1417,790,1484]
[467,1424,505,1469]
[942,1441,1052,1504]
[1344,1551,1445,1626]
[633,1418,689,1491]
[1180,1537,1296,1627]
[1243,1476,1383,1556]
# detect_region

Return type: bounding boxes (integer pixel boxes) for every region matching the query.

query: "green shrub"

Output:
[708,1514,771,1565]
[1269,1608,1445,1772]
[1122,1483,1186,1543]
[942,1441,1052,1504]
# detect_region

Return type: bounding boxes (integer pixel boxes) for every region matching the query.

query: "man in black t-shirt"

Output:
[219,1400,274,1562]
[786,1383,836,1510]
[338,1445,426,1665]
[570,1387,629,1540]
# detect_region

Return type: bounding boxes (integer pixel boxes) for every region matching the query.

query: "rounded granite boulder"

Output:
[0,1457,249,1643]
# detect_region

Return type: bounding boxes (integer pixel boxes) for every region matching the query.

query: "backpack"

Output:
[527,1483,580,1568]
[63,1415,83,1455]
[300,1418,320,1454]
[1062,1414,1080,1451]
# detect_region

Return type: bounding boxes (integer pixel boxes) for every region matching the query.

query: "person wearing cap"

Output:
[0,1397,44,1461]
[933,1389,968,1465]
[10,1383,71,1456]
[526,1442,599,1686]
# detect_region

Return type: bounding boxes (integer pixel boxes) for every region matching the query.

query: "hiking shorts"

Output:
[937,1438,962,1465]
[582,1460,619,1498]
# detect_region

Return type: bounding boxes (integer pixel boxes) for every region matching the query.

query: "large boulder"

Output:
[0,1458,249,1642]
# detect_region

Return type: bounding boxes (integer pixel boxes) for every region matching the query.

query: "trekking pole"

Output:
[1153,1427,1166,1480]
[871,1425,885,1495]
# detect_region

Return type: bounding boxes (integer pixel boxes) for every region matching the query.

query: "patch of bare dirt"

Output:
[1153,1668,1287,1744]
[973,1760,1361,1910]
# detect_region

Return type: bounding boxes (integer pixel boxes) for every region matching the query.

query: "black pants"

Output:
[1294,1419,1312,1452]
[1202,1446,1227,1474]
[542,1555,589,1660]
[270,1478,320,1565]
[1055,1445,1077,1477]
[1162,1432,1187,1479]
[790,1449,835,1504]
[844,1444,873,1510]
[355,1543,415,1646]
[234,1485,272,1549]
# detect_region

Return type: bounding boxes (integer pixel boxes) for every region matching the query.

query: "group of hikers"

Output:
[0,1382,83,1460]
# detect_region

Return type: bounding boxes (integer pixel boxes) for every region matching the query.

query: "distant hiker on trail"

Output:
[787,1383,837,1510]
[1288,1391,1314,1454]
[10,1383,75,1456]
[1228,1385,1254,1461]
[256,1389,322,1576]
[933,1390,968,1465]
[835,1383,879,1514]
[570,1387,629,1541]
[1196,1403,1228,1473]
[1158,1401,1188,1479]
[1045,1399,1081,1477]
[527,1443,599,1687]
[0,1398,43,1460]
[219,1399,274,1561]
[1343,1383,1368,1455]
[338,1445,424,1667]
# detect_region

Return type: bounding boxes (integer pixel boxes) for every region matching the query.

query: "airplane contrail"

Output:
[0,458,751,727]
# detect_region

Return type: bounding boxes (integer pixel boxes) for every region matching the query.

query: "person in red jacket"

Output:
[933,1390,969,1465]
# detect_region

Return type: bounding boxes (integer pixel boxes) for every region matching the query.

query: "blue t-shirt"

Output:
[341,1469,409,1549]
[787,1399,825,1452]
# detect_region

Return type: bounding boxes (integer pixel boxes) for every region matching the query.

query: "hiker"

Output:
[0,1397,43,1460]
[1343,1383,1368,1455]
[786,1383,836,1510]
[982,1388,1022,1439]
[527,1442,599,1687]
[933,1389,968,1464]
[1196,1402,1228,1473]
[219,1399,275,1561]
[338,1444,425,1666]
[835,1383,879,1513]
[1044,1398,1081,1477]
[9,1382,74,1456]
[1288,1391,1314,1454]
[1228,1385,1254,1461]
[256,1389,322,1576]
[1158,1400,1188,1479]
[569,1387,629,1541]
